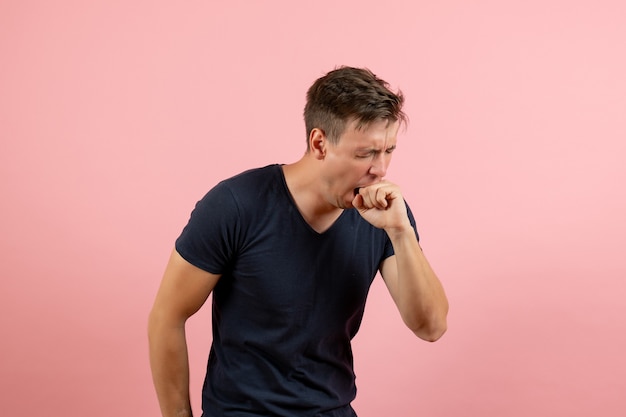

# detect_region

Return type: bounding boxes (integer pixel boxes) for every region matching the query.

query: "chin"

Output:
[340,196,355,209]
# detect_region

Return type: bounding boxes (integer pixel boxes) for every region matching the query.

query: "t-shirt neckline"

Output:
[275,164,348,236]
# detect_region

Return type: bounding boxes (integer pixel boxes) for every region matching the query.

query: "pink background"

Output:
[1,1,625,416]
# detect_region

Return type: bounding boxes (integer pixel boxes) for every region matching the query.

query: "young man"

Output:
[148,67,448,417]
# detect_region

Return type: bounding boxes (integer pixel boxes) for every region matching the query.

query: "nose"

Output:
[369,153,389,178]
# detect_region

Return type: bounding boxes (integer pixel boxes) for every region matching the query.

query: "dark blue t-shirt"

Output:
[175,164,418,417]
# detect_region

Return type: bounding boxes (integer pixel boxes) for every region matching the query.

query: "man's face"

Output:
[321,118,400,209]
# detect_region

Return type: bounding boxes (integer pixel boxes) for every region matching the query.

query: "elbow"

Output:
[404,309,448,342]
[412,321,447,342]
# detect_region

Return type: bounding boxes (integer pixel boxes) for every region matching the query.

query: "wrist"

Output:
[385,221,414,240]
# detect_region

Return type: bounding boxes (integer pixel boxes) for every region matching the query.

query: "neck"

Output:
[282,156,343,233]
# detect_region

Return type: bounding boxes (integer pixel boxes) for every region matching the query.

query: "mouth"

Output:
[353,187,361,196]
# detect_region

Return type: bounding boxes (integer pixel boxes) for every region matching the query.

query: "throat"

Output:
[300,207,344,234]
[281,161,344,234]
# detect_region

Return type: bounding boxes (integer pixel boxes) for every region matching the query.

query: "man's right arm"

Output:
[148,249,221,417]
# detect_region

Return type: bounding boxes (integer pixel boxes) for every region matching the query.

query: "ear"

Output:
[309,128,327,160]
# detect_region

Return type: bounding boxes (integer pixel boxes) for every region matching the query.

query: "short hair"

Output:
[303,66,407,149]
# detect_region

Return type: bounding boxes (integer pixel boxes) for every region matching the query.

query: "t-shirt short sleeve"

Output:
[175,181,240,274]
[406,201,420,242]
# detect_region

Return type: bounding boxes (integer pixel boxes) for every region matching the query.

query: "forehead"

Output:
[340,118,400,147]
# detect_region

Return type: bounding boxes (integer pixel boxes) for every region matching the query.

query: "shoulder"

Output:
[175,167,285,268]
[198,164,282,202]
[214,164,286,208]
[220,164,282,188]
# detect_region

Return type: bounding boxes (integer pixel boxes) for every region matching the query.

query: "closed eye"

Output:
[356,146,396,159]
[356,150,377,159]
[385,145,397,154]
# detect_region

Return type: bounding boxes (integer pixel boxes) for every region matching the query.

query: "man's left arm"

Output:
[354,181,449,342]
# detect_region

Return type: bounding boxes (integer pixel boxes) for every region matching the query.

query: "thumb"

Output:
[352,193,364,210]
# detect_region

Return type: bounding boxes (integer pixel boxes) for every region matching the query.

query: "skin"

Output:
[148,118,449,417]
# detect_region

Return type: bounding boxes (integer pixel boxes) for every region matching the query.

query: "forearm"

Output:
[387,227,449,341]
[148,314,194,417]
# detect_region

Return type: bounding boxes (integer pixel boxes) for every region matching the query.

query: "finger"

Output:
[362,186,388,210]
[374,187,389,209]
[358,188,377,209]
[351,193,364,209]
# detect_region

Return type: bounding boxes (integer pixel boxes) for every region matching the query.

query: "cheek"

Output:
[344,165,367,183]
[328,157,370,187]
[349,159,371,174]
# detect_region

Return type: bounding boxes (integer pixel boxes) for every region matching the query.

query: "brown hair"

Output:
[303,66,407,149]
